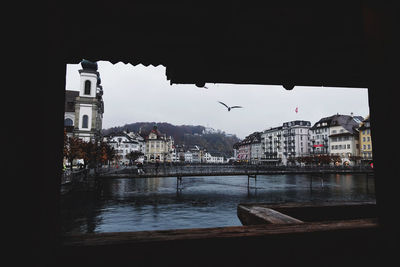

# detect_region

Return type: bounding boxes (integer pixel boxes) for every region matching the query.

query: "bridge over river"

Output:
[62,164,374,194]
[98,164,374,179]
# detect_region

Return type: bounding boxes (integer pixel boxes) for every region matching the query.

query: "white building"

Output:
[328,114,363,165]
[104,132,143,165]
[64,59,104,142]
[125,130,145,155]
[282,120,311,165]
[261,126,283,165]
[203,152,224,164]
[184,151,193,163]
[310,116,333,155]
[310,114,363,165]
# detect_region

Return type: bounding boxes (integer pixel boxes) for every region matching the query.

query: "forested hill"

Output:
[102,122,240,158]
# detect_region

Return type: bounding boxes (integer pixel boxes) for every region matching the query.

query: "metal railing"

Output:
[100,164,374,178]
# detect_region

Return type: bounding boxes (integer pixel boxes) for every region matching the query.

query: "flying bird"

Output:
[218,101,243,111]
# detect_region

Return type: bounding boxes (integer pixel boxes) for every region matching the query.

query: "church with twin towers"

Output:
[64,60,104,142]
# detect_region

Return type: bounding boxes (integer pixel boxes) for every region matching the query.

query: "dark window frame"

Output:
[84,80,91,95]
[82,115,89,128]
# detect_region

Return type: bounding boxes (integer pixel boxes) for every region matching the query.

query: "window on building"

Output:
[347,144,350,149]
[64,118,73,126]
[84,80,91,95]
[82,115,89,128]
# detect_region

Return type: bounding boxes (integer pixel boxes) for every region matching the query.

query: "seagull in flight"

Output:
[218,101,243,111]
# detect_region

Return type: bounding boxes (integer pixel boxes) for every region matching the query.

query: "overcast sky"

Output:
[66,61,370,139]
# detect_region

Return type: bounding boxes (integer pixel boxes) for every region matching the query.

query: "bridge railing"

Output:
[107,164,373,177]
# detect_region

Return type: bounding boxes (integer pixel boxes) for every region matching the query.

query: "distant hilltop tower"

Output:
[72,59,104,142]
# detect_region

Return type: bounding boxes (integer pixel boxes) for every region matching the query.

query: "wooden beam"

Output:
[238,205,304,225]
[61,218,376,247]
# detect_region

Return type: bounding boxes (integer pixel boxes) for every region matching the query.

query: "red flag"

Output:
[295,107,298,113]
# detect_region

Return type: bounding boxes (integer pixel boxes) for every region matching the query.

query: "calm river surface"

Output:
[60,173,375,234]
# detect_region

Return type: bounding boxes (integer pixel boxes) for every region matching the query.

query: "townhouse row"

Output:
[103,125,224,164]
[233,113,372,166]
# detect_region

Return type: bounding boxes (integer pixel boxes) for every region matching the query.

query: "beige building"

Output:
[329,114,363,165]
[359,115,373,163]
[145,125,174,163]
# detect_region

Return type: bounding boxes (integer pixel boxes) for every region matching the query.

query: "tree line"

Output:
[63,130,145,170]
[63,130,115,170]
[287,155,363,166]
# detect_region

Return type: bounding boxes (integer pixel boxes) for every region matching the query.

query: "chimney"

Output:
[350,112,354,117]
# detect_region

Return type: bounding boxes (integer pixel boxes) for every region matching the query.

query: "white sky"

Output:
[65,61,370,139]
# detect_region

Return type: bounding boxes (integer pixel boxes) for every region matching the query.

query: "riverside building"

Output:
[145,125,174,163]
[282,120,311,165]
[104,131,143,165]
[311,113,363,165]
[261,126,283,165]
[329,114,363,165]
[358,115,373,164]
[64,59,104,142]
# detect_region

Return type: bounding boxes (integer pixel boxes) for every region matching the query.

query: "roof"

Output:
[104,131,140,143]
[263,126,283,133]
[146,125,167,140]
[236,132,262,146]
[53,2,370,88]
[329,132,355,137]
[311,114,364,133]
[283,120,311,128]
[358,115,371,130]
[330,115,363,135]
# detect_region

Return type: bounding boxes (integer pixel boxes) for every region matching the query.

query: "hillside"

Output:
[102,122,240,158]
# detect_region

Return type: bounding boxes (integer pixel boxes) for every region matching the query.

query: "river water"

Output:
[60,173,375,234]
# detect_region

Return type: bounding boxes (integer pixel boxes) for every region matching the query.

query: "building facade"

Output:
[358,115,373,163]
[282,120,311,165]
[327,114,363,165]
[309,117,331,155]
[104,132,143,165]
[64,59,104,142]
[145,125,174,163]
[249,132,262,164]
[261,126,283,165]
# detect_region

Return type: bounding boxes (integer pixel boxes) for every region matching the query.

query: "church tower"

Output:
[73,59,104,142]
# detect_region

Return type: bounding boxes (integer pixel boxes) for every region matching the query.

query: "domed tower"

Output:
[73,59,104,142]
